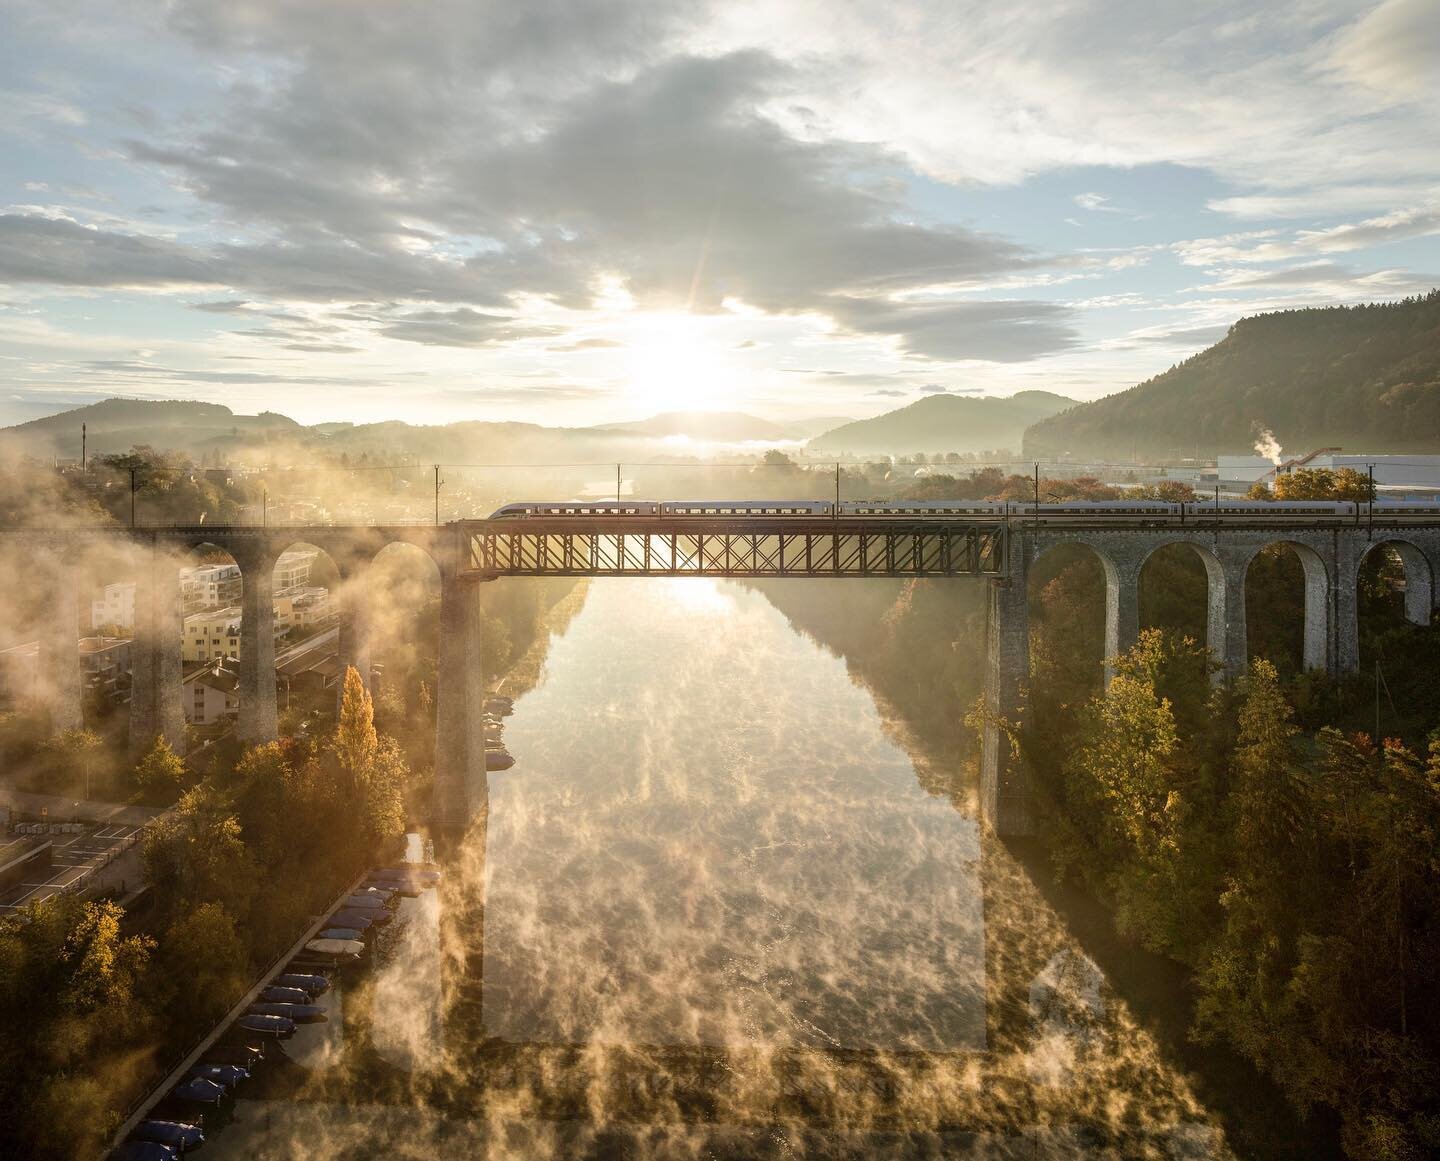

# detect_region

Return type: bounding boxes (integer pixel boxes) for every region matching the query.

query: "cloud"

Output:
[1199,261,1440,296]
[109,32,1045,353]
[868,388,906,397]
[823,296,1080,361]
[191,299,258,314]
[377,308,564,348]
[549,337,625,351]
[1073,192,1122,213]
[0,213,217,289]
[1107,323,1233,350]
[1175,203,1440,265]
[1330,0,1440,99]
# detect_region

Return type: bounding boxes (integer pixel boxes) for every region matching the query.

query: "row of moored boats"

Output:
[109,863,443,1159]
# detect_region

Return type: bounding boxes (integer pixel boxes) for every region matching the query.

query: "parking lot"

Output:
[0,823,145,911]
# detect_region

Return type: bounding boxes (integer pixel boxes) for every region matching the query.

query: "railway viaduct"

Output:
[6,514,1440,837]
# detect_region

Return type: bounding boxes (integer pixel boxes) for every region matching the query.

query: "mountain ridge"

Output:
[1024,291,1440,459]
[807,390,1076,456]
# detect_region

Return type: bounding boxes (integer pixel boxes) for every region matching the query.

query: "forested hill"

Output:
[807,390,1074,456]
[0,398,302,459]
[1024,291,1440,459]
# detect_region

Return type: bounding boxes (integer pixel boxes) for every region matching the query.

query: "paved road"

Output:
[0,787,162,827]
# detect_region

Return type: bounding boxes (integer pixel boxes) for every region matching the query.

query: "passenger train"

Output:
[488,498,1440,523]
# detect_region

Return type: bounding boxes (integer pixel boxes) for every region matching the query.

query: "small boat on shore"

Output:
[274,973,329,995]
[236,1012,298,1038]
[206,1043,265,1067]
[248,1001,328,1024]
[189,1062,247,1091]
[330,908,380,929]
[486,749,515,771]
[260,985,311,1004]
[132,1120,203,1155]
[303,937,365,958]
[342,894,391,910]
[171,1077,225,1106]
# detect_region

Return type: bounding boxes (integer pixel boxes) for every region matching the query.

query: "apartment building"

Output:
[183,606,242,663]
[90,581,136,632]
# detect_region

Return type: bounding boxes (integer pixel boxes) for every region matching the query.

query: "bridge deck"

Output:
[461,517,1007,578]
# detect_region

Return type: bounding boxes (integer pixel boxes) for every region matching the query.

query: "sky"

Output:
[1,0,1438,429]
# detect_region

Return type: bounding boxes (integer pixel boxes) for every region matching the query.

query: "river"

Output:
[204,578,1236,1158]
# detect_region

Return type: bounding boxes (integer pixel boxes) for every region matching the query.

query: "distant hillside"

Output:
[807,391,1075,456]
[591,411,850,441]
[0,398,850,465]
[0,398,301,459]
[1025,291,1440,459]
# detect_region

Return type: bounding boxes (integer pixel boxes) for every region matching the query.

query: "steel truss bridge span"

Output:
[462,516,1006,579]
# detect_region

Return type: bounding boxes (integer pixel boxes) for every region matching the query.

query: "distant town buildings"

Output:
[90,582,136,632]
[274,585,335,632]
[184,657,240,725]
[181,562,241,611]
[273,547,318,590]
[183,606,242,663]
[79,636,131,700]
[1217,451,1440,493]
[2,545,339,715]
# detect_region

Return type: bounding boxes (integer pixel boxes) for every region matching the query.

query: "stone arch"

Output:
[1244,540,1329,672]
[175,539,245,663]
[1027,539,1126,689]
[269,540,343,722]
[1137,540,1227,680]
[164,537,253,745]
[1358,538,1432,627]
[372,536,442,577]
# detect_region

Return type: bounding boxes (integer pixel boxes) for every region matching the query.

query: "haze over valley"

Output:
[4,3,1440,1161]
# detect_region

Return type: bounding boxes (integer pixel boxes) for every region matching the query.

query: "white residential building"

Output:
[180,563,242,611]
[274,548,319,590]
[183,606,242,663]
[274,585,336,633]
[90,581,136,632]
[184,658,239,725]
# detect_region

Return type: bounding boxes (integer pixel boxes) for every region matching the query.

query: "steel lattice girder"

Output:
[462,519,1007,578]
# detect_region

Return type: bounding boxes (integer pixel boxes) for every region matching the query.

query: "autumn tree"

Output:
[133,734,185,796]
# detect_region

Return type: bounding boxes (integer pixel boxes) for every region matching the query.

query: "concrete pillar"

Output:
[1393,541,1434,626]
[237,546,278,745]
[43,553,84,733]
[1218,554,1250,679]
[129,544,185,760]
[433,554,487,832]
[335,564,373,715]
[1334,535,1362,677]
[1102,559,1140,684]
[981,565,1032,837]
[1299,542,1334,674]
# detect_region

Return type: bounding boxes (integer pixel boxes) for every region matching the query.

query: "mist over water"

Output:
[204,577,1233,1158]
[483,579,985,1053]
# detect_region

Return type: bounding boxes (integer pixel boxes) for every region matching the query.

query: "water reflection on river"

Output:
[205,579,1232,1158]
[484,579,985,1053]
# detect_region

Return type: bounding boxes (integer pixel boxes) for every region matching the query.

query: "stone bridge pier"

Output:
[980,523,1440,836]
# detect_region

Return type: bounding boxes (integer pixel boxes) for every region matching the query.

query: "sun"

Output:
[621,311,736,415]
